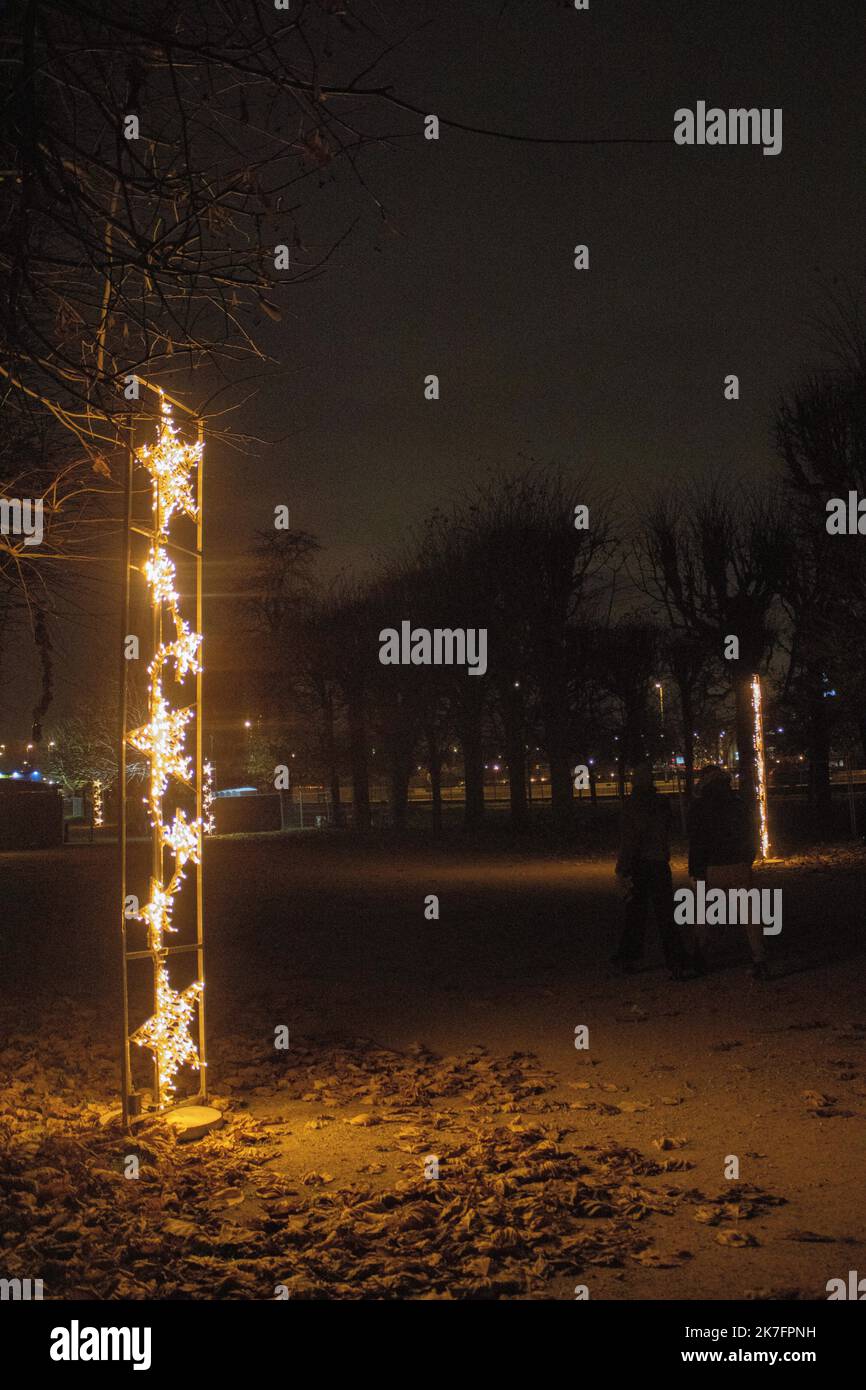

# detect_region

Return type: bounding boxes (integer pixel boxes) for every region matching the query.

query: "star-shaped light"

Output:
[203,762,216,835]
[136,405,201,532]
[137,880,178,951]
[163,812,202,873]
[132,965,204,1098]
[128,694,194,801]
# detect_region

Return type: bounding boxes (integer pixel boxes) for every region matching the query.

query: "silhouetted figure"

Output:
[687,764,767,980]
[613,762,690,978]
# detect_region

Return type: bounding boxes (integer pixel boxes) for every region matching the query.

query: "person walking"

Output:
[687,764,768,980]
[613,762,690,979]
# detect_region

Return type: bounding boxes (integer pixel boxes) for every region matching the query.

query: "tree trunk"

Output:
[320,693,343,828]
[347,691,371,830]
[388,746,411,829]
[503,689,528,828]
[807,689,832,813]
[733,672,757,821]
[543,688,574,826]
[678,680,695,800]
[617,744,627,801]
[806,711,834,811]
[548,748,573,823]
[426,727,442,833]
[505,738,527,826]
[460,714,485,827]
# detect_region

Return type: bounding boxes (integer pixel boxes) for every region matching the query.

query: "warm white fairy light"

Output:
[144,545,177,604]
[92,778,104,828]
[164,811,202,872]
[169,622,203,681]
[129,690,195,804]
[751,674,770,858]
[128,397,204,1103]
[133,964,204,1102]
[138,879,179,951]
[203,761,216,834]
[137,405,200,531]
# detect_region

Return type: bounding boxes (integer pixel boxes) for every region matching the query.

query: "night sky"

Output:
[5,0,866,733]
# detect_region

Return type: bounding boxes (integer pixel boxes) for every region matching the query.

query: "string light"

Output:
[92,778,104,828]
[128,397,204,1103]
[751,674,770,858]
[133,964,204,1102]
[203,761,216,834]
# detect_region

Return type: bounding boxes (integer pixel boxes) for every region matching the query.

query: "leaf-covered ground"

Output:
[1,836,864,1299]
[1,1007,792,1299]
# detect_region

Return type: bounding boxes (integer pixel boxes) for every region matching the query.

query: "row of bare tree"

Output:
[242,305,866,831]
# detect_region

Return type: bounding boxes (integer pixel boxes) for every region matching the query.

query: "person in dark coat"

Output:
[687,764,767,979]
[613,762,690,978]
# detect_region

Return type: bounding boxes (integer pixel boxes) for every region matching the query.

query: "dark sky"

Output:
[5,0,866,737]
[215,0,866,575]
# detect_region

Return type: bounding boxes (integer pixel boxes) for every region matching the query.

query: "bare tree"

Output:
[776,309,866,780]
[415,469,614,828]
[660,630,716,798]
[1,1,419,733]
[0,410,109,734]
[596,618,659,798]
[1,1,415,455]
[636,482,790,811]
[244,527,350,820]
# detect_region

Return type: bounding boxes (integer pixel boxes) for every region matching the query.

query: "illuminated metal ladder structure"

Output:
[118,380,207,1126]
